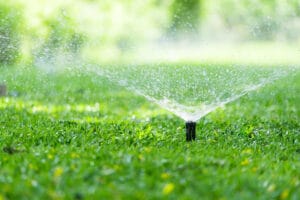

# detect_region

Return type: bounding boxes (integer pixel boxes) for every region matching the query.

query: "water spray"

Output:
[89,62,295,143]
[186,121,196,141]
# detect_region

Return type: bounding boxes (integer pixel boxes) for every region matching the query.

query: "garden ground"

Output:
[0,65,299,199]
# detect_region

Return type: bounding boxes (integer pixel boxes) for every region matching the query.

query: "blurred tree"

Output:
[290,0,300,16]
[34,10,85,66]
[0,2,22,65]
[219,0,279,40]
[168,0,201,39]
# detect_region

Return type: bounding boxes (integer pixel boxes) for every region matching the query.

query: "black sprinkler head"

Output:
[186,121,196,141]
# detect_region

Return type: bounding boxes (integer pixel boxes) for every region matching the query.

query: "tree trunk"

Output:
[0,84,7,96]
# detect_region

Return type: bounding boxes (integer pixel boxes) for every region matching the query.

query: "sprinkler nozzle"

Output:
[186,121,196,141]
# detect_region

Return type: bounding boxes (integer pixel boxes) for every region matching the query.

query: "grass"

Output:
[0,65,299,200]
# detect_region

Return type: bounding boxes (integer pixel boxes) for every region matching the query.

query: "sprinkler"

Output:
[186,121,196,141]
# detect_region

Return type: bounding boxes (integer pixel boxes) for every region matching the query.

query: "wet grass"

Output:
[0,65,299,200]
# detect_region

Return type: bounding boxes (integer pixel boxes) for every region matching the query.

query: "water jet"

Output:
[84,64,296,142]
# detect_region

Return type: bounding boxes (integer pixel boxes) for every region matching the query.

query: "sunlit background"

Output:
[1,0,300,66]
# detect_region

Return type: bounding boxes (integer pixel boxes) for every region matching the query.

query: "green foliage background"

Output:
[0,0,300,64]
[0,2,22,65]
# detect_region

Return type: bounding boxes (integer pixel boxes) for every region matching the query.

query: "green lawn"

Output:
[0,65,299,200]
